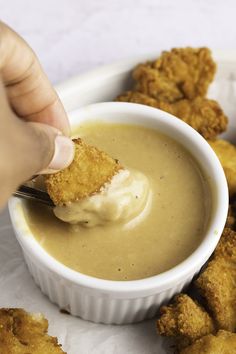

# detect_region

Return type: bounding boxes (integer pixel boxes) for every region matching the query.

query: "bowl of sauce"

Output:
[8,102,228,324]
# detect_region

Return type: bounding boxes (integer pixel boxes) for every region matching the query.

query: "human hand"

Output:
[0,22,74,208]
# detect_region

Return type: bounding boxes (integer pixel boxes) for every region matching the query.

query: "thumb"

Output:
[12,120,74,184]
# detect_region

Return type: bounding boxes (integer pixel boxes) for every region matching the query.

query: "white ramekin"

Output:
[8,102,228,324]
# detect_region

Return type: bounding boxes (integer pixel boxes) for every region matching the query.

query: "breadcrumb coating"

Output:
[133,47,216,102]
[180,330,236,354]
[157,294,215,349]
[117,91,161,108]
[157,228,236,350]
[0,308,65,353]
[225,204,236,229]
[133,64,184,103]
[208,139,236,196]
[117,91,228,139]
[195,228,236,331]
[45,138,122,206]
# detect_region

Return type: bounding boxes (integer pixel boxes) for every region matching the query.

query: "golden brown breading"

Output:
[195,228,236,331]
[133,47,216,102]
[180,330,236,354]
[45,138,122,206]
[117,91,228,139]
[208,139,236,196]
[225,204,236,229]
[133,63,184,103]
[117,91,162,108]
[213,227,236,260]
[169,98,228,139]
[0,308,65,354]
[157,294,215,349]
[196,258,236,331]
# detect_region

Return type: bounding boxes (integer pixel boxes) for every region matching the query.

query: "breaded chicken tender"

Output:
[45,138,122,206]
[133,47,216,102]
[157,294,215,348]
[0,308,65,354]
[117,91,228,139]
[214,228,236,259]
[117,91,162,108]
[180,330,236,354]
[225,204,236,229]
[133,64,184,103]
[169,98,228,139]
[195,228,236,331]
[208,139,236,195]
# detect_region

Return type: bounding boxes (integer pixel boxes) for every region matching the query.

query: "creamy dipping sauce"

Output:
[54,168,151,228]
[24,122,211,281]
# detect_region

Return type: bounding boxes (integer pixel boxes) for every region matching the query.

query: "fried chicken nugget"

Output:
[208,139,236,195]
[133,47,216,102]
[0,308,65,354]
[45,138,122,206]
[170,98,228,139]
[180,330,236,354]
[117,91,228,139]
[225,204,236,229]
[117,91,163,108]
[133,64,184,103]
[195,228,236,331]
[157,294,215,348]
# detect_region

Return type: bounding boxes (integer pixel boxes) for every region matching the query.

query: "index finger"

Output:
[0,22,70,135]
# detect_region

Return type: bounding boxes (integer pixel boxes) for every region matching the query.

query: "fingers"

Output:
[0,21,70,135]
[0,22,74,209]
[2,119,74,194]
[0,79,74,208]
[20,122,75,176]
[0,120,74,209]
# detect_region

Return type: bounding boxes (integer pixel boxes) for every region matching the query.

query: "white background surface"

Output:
[1,1,236,353]
[1,0,236,84]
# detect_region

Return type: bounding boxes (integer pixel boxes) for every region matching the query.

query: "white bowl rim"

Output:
[8,102,229,296]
